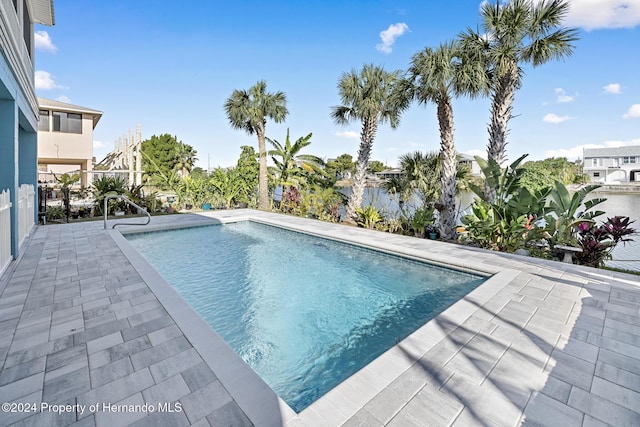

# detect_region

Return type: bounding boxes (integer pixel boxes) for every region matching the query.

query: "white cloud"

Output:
[555,88,576,103]
[543,113,574,124]
[623,104,640,119]
[545,139,640,160]
[603,83,622,94]
[376,23,409,54]
[550,0,640,30]
[34,31,57,53]
[35,70,63,90]
[56,95,71,103]
[335,131,359,140]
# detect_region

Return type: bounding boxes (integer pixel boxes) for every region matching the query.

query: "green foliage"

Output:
[299,186,344,222]
[53,173,80,189]
[409,207,435,237]
[175,176,207,208]
[91,176,127,215]
[45,205,65,221]
[520,157,586,193]
[141,134,197,187]
[462,155,548,251]
[325,154,355,180]
[543,181,605,247]
[209,168,244,209]
[367,160,386,174]
[356,206,384,230]
[235,146,258,204]
[267,128,325,194]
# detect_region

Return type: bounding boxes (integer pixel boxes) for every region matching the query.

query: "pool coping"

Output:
[110,210,521,426]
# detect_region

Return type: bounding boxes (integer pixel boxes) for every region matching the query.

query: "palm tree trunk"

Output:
[344,117,377,224]
[256,123,270,210]
[487,62,519,166]
[438,97,457,240]
[485,62,519,201]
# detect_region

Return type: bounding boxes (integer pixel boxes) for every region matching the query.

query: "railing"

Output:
[103,194,151,229]
[0,189,11,276]
[18,184,34,248]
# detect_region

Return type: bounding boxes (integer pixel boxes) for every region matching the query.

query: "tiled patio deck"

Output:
[0,209,639,426]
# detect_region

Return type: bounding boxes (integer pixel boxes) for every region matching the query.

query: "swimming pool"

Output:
[125,221,486,412]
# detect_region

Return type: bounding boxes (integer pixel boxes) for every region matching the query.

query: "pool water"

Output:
[126,221,486,412]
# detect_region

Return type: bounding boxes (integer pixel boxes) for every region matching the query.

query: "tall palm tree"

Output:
[460,0,578,165]
[331,64,404,223]
[407,40,487,239]
[224,80,288,210]
[267,128,324,197]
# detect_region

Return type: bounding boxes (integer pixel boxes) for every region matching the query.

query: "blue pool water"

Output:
[125,221,486,412]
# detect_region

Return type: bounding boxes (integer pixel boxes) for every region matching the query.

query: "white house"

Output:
[583,146,640,183]
[37,97,102,187]
[1,0,54,269]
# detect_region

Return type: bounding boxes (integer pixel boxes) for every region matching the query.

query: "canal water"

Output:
[341,187,640,272]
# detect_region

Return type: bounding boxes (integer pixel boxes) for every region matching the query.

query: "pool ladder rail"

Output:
[103,194,151,229]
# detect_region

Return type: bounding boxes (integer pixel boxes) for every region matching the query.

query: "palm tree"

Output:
[174,143,198,177]
[267,129,324,200]
[460,0,578,165]
[224,80,288,210]
[331,64,405,223]
[407,40,487,239]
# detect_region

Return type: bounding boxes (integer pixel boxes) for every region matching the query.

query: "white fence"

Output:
[0,189,11,276]
[18,184,34,249]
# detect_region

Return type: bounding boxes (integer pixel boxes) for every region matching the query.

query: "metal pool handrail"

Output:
[103,194,151,229]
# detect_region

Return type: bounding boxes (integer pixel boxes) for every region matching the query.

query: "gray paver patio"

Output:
[0,209,639,426]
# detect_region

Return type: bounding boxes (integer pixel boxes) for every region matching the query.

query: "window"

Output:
[53,112,82,134]
[623,156,637,164]
[593,172,600,177]
[38,110,50,131]
[592,158,599,167]
[22,0,31,57]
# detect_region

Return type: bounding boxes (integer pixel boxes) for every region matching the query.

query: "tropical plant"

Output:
[355,205,384,230]
[396,151,471,211]
[209,168,244,209]
[235,145,259,206]
[409,207,436,237]
[175,176,207,209]
[141,134,196,184]
[574,216,636,268]
[267,128,325,202]
[459,0,578,165]
[520,157,587,193]
[325,153,356,180]
[174,142,198,176]
[461,155,549,251]
[53,172,80,222]
[406,39,488,240]
[331,64,404,224]
[224,80,288,210]
[91,175,127,215]
[543,181,606,247]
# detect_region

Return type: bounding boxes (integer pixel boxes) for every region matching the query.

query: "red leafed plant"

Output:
[574,216,636,268]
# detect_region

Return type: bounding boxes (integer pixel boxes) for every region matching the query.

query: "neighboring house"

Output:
[375,154,482,181]
[0,0,54,267]
[37,97,102,187]
[583,146,640,183]
[457,153,482,176]
[376,168,403,180]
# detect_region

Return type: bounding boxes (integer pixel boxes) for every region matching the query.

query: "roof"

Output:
[29,0,55,26]
[38,97,103,128]
[583,146,640,158]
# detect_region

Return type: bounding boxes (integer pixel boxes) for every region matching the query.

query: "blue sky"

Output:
[35,0,639,169]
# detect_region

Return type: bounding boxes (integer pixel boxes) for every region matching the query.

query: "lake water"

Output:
[341,187,640,272]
